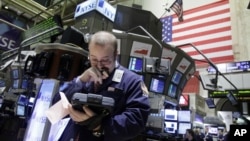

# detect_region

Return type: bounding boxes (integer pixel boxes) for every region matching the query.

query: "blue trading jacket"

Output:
[52,64,151,141]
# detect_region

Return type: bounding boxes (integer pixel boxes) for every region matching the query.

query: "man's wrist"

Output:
[93,125,101,132]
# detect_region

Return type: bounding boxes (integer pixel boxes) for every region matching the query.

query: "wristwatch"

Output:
[93,131,103,137]
[92,126,104,137]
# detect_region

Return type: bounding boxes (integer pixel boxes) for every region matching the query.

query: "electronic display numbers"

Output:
[207,61,250,74]
[21,15,63,46]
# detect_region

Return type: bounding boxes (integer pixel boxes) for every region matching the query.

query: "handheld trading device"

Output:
[71,93,115,115]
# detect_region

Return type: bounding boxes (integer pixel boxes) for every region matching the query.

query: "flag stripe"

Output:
[161,0,234,66]
[186,45,232,56]
[181,37,232,50]
[173,17,231,35]
[174,25,231,41]
[191,50,233,60]
[195,56,234,67]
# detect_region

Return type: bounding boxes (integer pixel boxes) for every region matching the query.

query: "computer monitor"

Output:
[16,105,25,116]
[171,70,182,85]
[226,91,238,106]
[168,84,177,98]
[17,94,27,105]
[149,75,165,94]
[209,126,218,136]
[164,109,178,121]
[16,94,27,117]
[21,79,28,89]
[178,110,191,122]
[113,4,162,40]
[178,122,192,135]
[205,98,216,108]
[12,79,20,89]
[11,69,21,79]
[164,121,178,134]
[128,56,143,72]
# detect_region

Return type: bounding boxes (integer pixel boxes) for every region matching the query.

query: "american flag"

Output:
[170,0,183,22]
[161,0,234,66]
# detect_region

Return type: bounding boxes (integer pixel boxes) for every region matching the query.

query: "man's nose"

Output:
[96,62,104,69]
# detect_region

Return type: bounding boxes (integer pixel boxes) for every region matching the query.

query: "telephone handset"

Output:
[36,51,54,76]
[24,55,36,76]
[24,51,54,77]
[57,53,73,81]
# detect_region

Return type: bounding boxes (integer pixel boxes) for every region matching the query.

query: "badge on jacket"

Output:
[141,82,149,97]
[112,69,124,83]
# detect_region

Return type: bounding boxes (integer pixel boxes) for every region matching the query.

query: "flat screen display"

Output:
[128,57,143,72]
[12,79,20,89]
[113,5,162,39]
[17,94,27,105]
[209,126,218,135]
[149,76,165,94]
[12,69,20,79]
[16,105,25,116]
[171,70,182,84]
[178,110,191,122]
[205,98,216,108]
[21,79,28,89]
[227,92,238,106]
[178,122,192,134]
[164,109,178,121]
[24,79,59,141]
[168,84,177,98]
[164,121,177,134]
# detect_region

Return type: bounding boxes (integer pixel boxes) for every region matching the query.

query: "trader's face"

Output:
[89,43,116,74]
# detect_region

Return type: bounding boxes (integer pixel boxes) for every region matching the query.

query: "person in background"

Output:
[52,31,151,141]
[223,130,229,141]
[218,129,224,141]
[194,127,204,141]
[203,126,213,141]
[185,129,197,141]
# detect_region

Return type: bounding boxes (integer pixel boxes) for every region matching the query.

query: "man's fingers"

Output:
[83,106,96,117]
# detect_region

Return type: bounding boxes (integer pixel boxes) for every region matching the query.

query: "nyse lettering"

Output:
[36,116,47,123]
[234,129,247,136]
[0,36,16,50]
[80,3,95,13]
[104,8,114,20]
[38,95,52,102]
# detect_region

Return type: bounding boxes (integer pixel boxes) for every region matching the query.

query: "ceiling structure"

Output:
[0,0,131,27]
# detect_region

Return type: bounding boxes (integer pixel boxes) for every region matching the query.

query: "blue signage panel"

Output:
[0,11,25,50]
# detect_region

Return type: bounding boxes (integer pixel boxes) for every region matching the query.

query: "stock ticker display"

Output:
[21,15,63,47]
[207,61,250,74]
